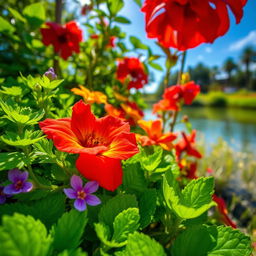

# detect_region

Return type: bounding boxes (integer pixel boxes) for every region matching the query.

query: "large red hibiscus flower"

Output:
[117,57,148,89]
[141,0,247,50]
[39,100,138,191]
[41,21,83,60]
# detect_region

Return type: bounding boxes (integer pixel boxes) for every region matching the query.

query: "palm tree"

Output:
[241,46,256,90]
[223,58,237,87]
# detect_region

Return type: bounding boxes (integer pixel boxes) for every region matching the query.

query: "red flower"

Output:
[141,0,247,50]
[175,130,202,160]
[213,194,237,228]
[153,81,200,112]
[39,100,138,191]
[136,119,177,150]
[90,34,116,48]
[117,57,148,89]
[41,21,83,60]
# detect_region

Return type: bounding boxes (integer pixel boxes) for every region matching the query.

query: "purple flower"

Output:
[64,175,101,211]
[0,186,9,204]
[44,67,57,81]
[3,169,33,195]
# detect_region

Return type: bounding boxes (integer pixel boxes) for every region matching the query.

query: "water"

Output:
[144,107,256,153]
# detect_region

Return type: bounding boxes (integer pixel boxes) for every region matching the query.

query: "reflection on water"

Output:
[144,107,256,152]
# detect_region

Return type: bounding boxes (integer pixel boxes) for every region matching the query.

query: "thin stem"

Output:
[170,111,178,132]
[177,51,187,85]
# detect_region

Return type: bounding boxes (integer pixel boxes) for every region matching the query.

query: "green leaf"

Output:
[108,0,124,16]
[0,86,23,96]
[33,138,56,163]
[112,208,140,243]
[141,146,163,172]
[0,213,52,256]
[8,7,26,23]
[0,152,26,171]
[129,36,148,50]
[23,2,45,28]
[114,16,131,24]
[0,16,15,33]
[51,210,88,253]
[132,0,142,7]
[99,194,138,229]
[57,248,88,256]
[138,189,157,229]
[116,232,166,256]
[1,130,44,147]
[171,225,252,256]
[148,62,163,71]
[163,170,216,219]
[123,163,147,192]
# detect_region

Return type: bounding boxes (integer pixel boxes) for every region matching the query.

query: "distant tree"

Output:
[222,58,237,87]
[241,46,256,90]
[210,65,219,83]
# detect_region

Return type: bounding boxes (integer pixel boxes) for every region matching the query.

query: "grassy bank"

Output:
[194,91,256,109]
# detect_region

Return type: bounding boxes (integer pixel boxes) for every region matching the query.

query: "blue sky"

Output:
[118,0,256,92]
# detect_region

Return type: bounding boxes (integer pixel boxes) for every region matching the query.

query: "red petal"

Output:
[76,154,123,191]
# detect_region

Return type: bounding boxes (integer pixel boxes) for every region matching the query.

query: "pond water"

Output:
[144,107,256,153]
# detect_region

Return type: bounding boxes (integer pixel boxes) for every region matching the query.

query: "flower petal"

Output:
[3,184,20,195]
[64,188,77,199]
[22,182,33,193]
[71,175,83,190]
[0,196,6,204]
[84,181,99,194]
[76,154,123,191]
[85,194,101,206]
[8,169,24,183]
[74,199,87,211]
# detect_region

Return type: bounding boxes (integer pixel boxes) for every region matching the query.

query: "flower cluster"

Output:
[141,0,247,50]
[41,21,83,60]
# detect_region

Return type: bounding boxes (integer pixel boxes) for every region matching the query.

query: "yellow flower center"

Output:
[77,190,86,200]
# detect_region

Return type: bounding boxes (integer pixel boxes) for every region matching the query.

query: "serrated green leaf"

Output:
[148,62,163,71]
[0,213,52,256]
[99,194,138,229]
[171,225,252,256]
[112,208,140,243]
[108,0,124,16]
[114,16,131,24]
[0,86,23,96]
[138,189,157,229]
[163,170,215,219]
[129,36,148,50]
[33,138,56,163]
[51,210,88,253]
[23,2,45,28]
[1,130,44,147]
[0,16,15,33]
[116,232,166,256]
[141,146,163,172]
[0,152,26,171]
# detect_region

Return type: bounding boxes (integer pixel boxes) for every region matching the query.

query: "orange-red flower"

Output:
[39,100,138,191]
[136,119,177,150]
[117,57,148,89]
[175,130,202,160]
[71,85,107,104]
[141,0,247,50]
[105,102,144,126]
[41,21,83,60]
[213,194,237,228]
[153,81,200,113]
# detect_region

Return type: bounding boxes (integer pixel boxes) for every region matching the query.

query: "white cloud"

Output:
[205,47,212,53]
[143,82,159,94]
[229,30,256,51]
[197,55,204,61]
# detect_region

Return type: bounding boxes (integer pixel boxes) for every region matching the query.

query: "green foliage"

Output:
[99,194,138,228]
[140,146,163,172]
[115,232,166,256]
[108,0,124,16]
[23,2,46,28]
[148,62,164,71]
[57,248,88,256]
[51,210,88,253]
[0,152,27,171]
[0,213,52,256]
[0,85,23,96]
[171,225,252,256]
[129,36,148,50]
[0,16,15,34]
[163,170,216,219]
[114,16,131,24]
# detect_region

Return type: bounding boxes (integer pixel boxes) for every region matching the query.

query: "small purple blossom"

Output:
[64,175,101,211]
[3,169,33,195]
[0,186,9,204]
[44,67,57,81]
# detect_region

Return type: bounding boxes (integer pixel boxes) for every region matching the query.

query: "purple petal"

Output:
[3,184,21,195]
[71,175,83,190]
[74,199,87,211]
[64,188,77,199]
[22,182,33,193]
[84,181,99,194]
[0,196,6,204]
[8,169,25,183]
[85,194,101,206]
